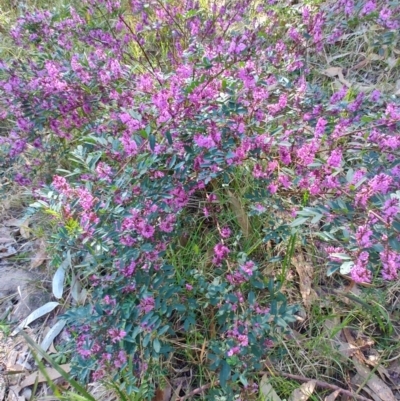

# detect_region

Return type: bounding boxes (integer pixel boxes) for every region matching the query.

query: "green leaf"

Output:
[327,264,340,276]
[310,214,323,224]
[149,134,156,151]
[331,253,351,260]
[289,217,309,227]
[275,317,288,328]
[153,338,161,353]
[143,333,151,348]
[219,360,231,388]
[340,261,354,274]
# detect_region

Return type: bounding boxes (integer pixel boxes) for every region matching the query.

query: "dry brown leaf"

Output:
[324,390,340,401]
[49,343,57,354]
[288,380,316,401]
[4,218,23,227]
[0,227,16,244]
[19,220,31,239]
[227,190,250,238]
[152,384,172,401]
[0,376,6,401]
[291,254,317,309]
[170,382,183,401]
[351,373,381,401]
[4,218,31,238]
[30,240,47,269]
[0,244,17,259]
[322,67,351,87]
[260,374,282,401]
[353,360,396,401]
[200,339,207,363]
[20,364,71,388]
[353,58,370,70]
[6,386,22,401]
[324,67,342,77]
[395,79,400,95]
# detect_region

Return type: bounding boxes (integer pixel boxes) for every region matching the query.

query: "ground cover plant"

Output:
[0,0,400,400]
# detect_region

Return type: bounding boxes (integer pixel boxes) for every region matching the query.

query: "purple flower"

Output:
[356,225,373,248]
[379,7,391,21]
[220,226,231,238]
[114,350,127,368]
[370,90,381,102]
[350,252,372,283]
[361,0,376,16]
[382,198,399,223]
[213,243,230,265]
[108,328,127,343]
[139,223,155,238]
[314,118,327,138]
[369,174,392,195]
[96,162,113,182]
[240,260,255,276]
[327,149,342,168]
[139,296,155,314]
[76,187,95,210]
[380,249,400,280]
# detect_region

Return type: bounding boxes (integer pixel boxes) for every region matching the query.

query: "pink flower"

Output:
[52,175,72,196]
[327,149,342,168]
[139,223,155,238]
[356,225,373,248]
[96,162,112,182]
[108,328,127,343]
[76,187,95,210]
[361,0,375,16]
[380,249,400,280]
[268,182,278,194]
[350,252,372,283]
[382,198,399,223]
[220,226,231,238]
[213,243,230,265]
[240,260,255,276]
[194,134,216,149]
[114,350,127,368]
[369,174,392,195]
[139,296,155,314]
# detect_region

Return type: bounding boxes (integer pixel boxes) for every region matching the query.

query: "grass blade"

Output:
[20,331,96,401]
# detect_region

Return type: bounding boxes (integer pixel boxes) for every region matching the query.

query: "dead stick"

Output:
[176,382,216,401]
[176,372,372,401]
[276,372,372,401]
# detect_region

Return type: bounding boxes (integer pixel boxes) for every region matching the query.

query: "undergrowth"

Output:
[0,0,399,400]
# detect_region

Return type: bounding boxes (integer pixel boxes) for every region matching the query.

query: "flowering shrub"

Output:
[1,0,400,398]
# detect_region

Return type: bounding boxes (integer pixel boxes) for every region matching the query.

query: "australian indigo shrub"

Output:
[1,0,399,397]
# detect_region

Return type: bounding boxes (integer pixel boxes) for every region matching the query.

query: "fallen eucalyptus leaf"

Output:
[30,240,47,269]
[288,380,316,401]
[227,190,250,238]
[0,244,17,259]
[38,320,66,361]
[324,390,340,401]
[20,364,71,387]
[12,302,59,335]
[52,252,71,299]
[353,360,396,401]
[260,374,282,401]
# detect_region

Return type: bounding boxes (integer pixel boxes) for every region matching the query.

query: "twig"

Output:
[176,382,216,401]
[175,371,372,401]
[273,372,372,401]
[118,15,163,85]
